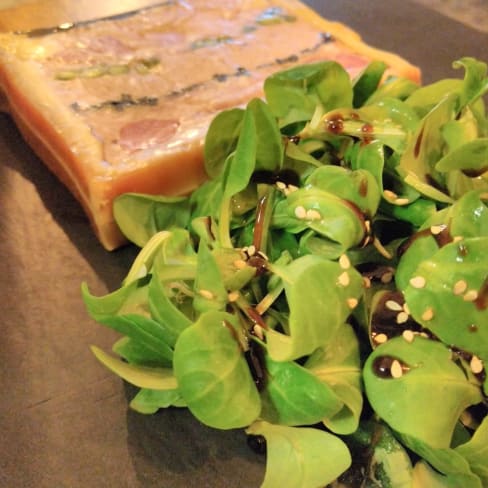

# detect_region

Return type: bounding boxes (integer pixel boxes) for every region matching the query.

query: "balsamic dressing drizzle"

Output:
[245,342,267,391]
[397,224,453,258]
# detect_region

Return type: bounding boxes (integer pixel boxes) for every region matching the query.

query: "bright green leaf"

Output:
[246,420,351,488]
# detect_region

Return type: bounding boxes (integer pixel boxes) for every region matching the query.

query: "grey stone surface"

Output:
[412,0,488,32]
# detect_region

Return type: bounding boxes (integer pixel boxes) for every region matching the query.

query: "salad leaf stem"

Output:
[218,197,233,248]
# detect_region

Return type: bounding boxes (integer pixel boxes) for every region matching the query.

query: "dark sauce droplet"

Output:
[457,243,469,258]
[325,114,344,134]
[372,356,395,378]
[247,434,267,455]
[361,122,374,145]
[359,176,368,197]
[432,225,453,248]
[413,127,424,158]
[244,345,267,391]
[244,310,268,390]
[370,290,421,344]
[372,355,410,379]
[247,255,268,275]
[222,320,241,348]
[463,166,488,178]
[425,174,449,196]
[251,168,300,187]
[474,276,488,311]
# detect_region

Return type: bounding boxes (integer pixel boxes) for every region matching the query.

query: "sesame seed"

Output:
[452,280,467,296]
[409,276,426,289]
[135,264,148,279]
[228,291,239,302]
[381,272,394,284]
[463,290,479,302]
[198,289,214,300]
[453,235,464,243]
[374,333,388,344]
[347,297,358,309]
[421,307,434,321]
[385,300,403,312]
[363,276,372,288]
[234,259,247,269]
[470,355,484,375]
[403,302,411,315]
[287,184,299,193]
[460,410,475,428]
[430,224,446,235]
[338,271,350,287]
[365,220,372,233]
[294,205,307,219]
[394,198,410,205]
[253,324,264,340]
[383,189,397,200]
[390,360,404,379]
[402,330,415,343]
[257,250,269,261]
[276,181,286,190]
[339,254,351,270]
[397,311,409,324]
[247,245,256,257]
[306,208,322,221]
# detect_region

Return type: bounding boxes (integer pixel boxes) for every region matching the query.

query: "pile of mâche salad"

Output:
[83,57,488,487]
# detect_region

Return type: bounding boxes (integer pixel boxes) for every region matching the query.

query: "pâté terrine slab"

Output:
[0,0,420,249]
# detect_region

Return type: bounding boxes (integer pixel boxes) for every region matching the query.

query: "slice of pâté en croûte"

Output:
[0,0,420,250]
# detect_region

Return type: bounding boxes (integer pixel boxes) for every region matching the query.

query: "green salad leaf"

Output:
[265,255,363,361]
[263,60,353,126]
[246,420,351,488]
[260,355,343,426]
[129,387,186,414]
[399,432,483,487]
[363,336,483,448]
[91,345,177,390]
[113,194,190,248]
[305,323,362,435]
[173,311,261,429]
[455,415,488,485]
